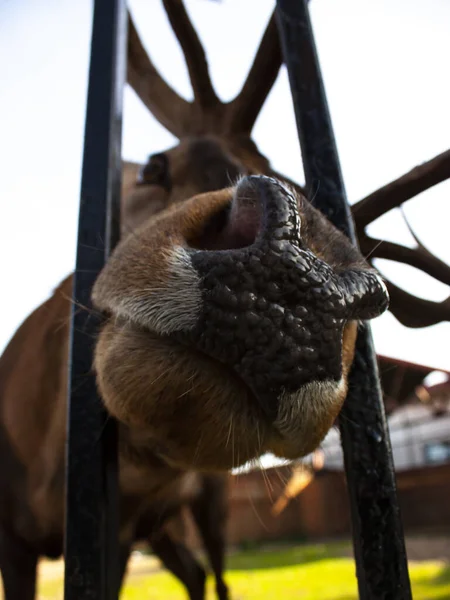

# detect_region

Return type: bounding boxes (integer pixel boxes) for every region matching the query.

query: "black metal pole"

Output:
[275,1,412,598]
[64,0,126,598]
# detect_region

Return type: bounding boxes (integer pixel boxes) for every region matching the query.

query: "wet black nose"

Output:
[175,175,388,419]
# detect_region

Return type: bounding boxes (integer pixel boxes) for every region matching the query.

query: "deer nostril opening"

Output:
[190,175,301,252]
[190,180,263,252]
[237,175,302,245]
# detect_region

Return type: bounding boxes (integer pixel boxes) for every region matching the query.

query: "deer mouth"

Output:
[175,176,389,429]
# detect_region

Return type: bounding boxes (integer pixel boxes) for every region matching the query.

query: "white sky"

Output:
[0,0,449,373]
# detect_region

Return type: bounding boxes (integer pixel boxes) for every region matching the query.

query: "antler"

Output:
[352,149,450,229]
[358,236,450,286]
[227,13,283,134]
[126,2,282,137]
[352,149,450,327]
[162,0,218,110]
[382,281,450,328]
[127,13,191,136]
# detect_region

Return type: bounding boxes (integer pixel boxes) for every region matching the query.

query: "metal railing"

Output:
[64,0,126,598]
[65,1,412,598]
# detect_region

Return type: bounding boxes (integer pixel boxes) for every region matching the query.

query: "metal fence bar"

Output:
[64,0,127,598]
[275,1,412,598]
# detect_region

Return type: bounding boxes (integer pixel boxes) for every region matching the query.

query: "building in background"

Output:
[321,359,450,472]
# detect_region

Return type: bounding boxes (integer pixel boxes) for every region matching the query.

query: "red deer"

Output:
[0,2,389,599]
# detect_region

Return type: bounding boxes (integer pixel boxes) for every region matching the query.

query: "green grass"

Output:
[29,543,450,599]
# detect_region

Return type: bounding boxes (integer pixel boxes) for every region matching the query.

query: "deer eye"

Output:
[137,153,171,191]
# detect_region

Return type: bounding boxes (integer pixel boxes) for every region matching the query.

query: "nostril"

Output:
[191,175,302,252]
[191,177,263,251]
[225,178,264,248]
[236,175,302,245]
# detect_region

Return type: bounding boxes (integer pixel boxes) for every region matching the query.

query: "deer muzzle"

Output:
[175,175,389,420]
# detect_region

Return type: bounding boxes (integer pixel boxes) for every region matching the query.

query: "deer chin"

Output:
[94,320,270,471]
[269,377,347,460]
[94,316,355,472]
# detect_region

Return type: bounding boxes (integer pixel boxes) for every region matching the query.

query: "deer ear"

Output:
[338,269,389,321]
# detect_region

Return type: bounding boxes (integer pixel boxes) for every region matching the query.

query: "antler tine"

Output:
[400,207,443,258]
[360,235,450,287]
[162,0,219,110]
[402,209,450,285]
[227,11,283,135]
[383,278,450,328]
[352,148,450,229]
[127,12,191,137]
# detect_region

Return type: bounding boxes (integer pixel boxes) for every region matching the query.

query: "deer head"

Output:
[92,1,389,471]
